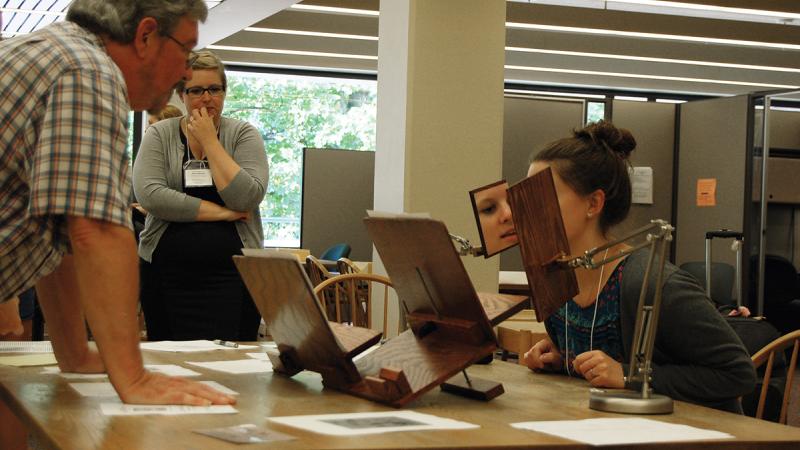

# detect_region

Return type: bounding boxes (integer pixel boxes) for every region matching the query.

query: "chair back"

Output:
[337,257,360,275]
[305,255,332,287]
[320,243,351,261]
[751,329,800,424]
[680,261,736,306]
[313,273,396,336]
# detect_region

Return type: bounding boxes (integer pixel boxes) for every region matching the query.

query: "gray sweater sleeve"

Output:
[620,251,756,411]
[132,125,201,222]
[217,121,268,212]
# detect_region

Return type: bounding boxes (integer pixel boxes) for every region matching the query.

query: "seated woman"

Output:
[133,50,267,341]
[522,120,755,413]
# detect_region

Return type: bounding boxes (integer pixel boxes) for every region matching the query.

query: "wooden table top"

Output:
[2,346,799,450]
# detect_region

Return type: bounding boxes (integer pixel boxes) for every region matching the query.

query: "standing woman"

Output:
[522,120,755,413]
[134,50,267,341]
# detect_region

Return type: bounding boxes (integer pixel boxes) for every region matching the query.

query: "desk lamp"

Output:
[507,168,674,415]
[553,220,675,414]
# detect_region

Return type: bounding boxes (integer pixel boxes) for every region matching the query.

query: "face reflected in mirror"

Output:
[470,180,518,257]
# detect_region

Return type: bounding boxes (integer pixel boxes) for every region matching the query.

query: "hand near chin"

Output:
[186,107,217,146]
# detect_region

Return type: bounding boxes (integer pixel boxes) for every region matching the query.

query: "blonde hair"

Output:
[175,50,227,95]
[153,104,183,121]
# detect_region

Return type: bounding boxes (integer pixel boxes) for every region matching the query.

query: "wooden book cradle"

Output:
[234,215,526,407]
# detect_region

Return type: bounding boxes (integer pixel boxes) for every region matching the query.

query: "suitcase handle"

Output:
[705,229,743,240]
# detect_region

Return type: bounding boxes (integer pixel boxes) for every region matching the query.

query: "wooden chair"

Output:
[336,257,360,275]
[751,329,800,424]
[305,255,332,286]
[313,273,394,335]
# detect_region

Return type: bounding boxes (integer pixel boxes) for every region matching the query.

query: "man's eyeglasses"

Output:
[164,34,199,69]
[184,85,226,98]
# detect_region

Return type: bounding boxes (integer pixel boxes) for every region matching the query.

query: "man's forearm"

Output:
[67,216,145,389]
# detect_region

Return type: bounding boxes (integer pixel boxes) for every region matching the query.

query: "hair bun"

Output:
[579,120,636,160]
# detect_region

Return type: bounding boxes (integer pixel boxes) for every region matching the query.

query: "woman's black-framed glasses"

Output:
[184,85,226,98]
[165,34,199,69]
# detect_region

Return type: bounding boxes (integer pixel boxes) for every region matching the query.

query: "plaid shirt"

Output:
[0,21,132,301]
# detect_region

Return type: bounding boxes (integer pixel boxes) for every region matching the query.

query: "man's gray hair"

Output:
[67,0,208,43]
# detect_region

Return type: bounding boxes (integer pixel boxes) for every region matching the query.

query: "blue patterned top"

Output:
[546,259,626,377]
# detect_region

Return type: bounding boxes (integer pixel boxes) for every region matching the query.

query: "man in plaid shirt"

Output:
[0,0,235,406]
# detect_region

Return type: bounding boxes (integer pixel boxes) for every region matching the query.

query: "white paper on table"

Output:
[100,403,237,416]
[245,352,270,361]
[140,340,258,352]
[69,380,237,398]
[511,418,733,446]
[269,410,479,436]
[631,166,654,204]
[42,367,109,380]
[187,359,273,374]
[70,382,118,397]
[145,364,201,377]
[0,341,54,353]
[200,380,239,396]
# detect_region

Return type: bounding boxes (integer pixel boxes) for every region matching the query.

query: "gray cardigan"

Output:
[133,116,268,262]
[546,248,756,413]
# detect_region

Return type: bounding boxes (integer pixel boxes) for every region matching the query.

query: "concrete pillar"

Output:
[373,0,506,333]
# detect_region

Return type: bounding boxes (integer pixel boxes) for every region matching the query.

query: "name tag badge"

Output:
[185,168,213,187]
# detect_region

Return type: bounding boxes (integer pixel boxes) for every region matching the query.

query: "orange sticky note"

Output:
[697,178,717,207]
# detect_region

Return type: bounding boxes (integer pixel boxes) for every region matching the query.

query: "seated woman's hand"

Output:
[522,336,563,372]
[573,350,625,388]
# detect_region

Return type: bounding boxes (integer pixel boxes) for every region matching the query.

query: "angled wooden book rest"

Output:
[234,216,526,407]
[363,213,528,404]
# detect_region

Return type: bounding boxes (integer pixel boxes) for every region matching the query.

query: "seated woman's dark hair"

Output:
[531,120,636,235]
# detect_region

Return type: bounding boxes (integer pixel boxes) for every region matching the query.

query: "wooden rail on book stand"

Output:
[235,234,528,407]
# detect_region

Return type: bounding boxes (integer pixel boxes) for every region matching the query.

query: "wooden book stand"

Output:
[234,216,527,407]
[506,167,578,322]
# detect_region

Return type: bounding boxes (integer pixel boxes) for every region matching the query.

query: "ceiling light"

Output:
[615,95,648,101]
[207,45,377,60]
[504,65,799,89]
[289,4,379,16]
[505,47,800,74]
[505,88,606,99]
[655,98,687,104]
[509,1,800,26]
[244,27,378,41]
[505,22,800,51]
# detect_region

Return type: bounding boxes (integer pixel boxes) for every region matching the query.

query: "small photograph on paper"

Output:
[269,410,478,436]
[322,416,427,429]
[194,423,295,444]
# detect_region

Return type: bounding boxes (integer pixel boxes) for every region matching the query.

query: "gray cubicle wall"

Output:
[676,95,750,268]
[611,100,676,250]
[758,109,800,264]
[500,96,584,270]
[301,148,374,261]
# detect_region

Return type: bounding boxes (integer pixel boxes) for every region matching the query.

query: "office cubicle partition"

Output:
[301,148,375,261]
[500,95,584,271]
[675,95,751,270]
[612,100,676,246]
[748,90,800,315]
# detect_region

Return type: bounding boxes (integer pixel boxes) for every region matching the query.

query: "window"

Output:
[224,71,377,247]
[586,101,606,124]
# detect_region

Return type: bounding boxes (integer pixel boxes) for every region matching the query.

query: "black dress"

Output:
[140,130,261,341]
